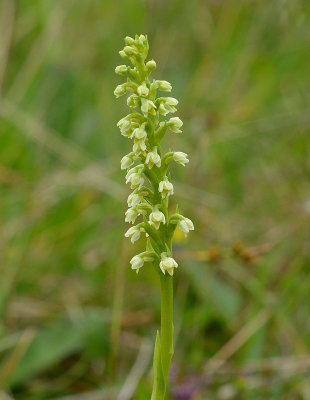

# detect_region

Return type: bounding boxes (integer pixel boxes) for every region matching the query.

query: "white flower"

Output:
[126,172,144,189]
[178,217,194,234]
[137,82,149,97]
[125,226,142,243]
[173,152,189,166]
[170,214,194,235]
[127,192,142,207]
[115,65,128,76]
[168,117,183,133]
[120,152,135,170]
[117,117,132,137]
[125,208,139,224]
[133,139,147,154]
[145,147,161,169]
[126,166,144,188]
[149,206,165,230]
[132,124,147,140]
[159,178,174,199]
[130,251,155,274]
[159,253,178,276]
[126,164,144,178]
[114,84,127,98]
[156,80,172,92]
[157,97,178,116]
[141,98,156,115]
[130,255,144,273]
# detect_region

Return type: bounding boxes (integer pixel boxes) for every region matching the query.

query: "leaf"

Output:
[150,331,165,400]
[8,310,108,387]
[183,260,240,323]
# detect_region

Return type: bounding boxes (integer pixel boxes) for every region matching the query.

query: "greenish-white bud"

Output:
[117,117,131,136]
[158,177,174,199]
[125,36,135,45]
[119,50,127,59]
[123,46,136,56]
[146,59,156,71]
[159,252,178,276]
[137,34,147,45]
[121,152,135,170]
[115,65,128,76]
[149,206,165,230]
[114,84,127,98]
[127,94,140,108]
[168,117,183,133]
[137,82,149,97]
[156,80,172,92]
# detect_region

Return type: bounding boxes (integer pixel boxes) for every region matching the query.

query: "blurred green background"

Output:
[0,0,310,399]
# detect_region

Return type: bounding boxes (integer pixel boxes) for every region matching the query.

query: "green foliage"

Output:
[0,0,309,398]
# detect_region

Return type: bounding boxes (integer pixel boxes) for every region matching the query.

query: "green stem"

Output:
[159,273,174,386]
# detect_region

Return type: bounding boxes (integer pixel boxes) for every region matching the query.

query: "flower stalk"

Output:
[115,34,194,399]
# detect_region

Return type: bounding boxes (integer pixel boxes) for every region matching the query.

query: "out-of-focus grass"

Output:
[0,0,310,399]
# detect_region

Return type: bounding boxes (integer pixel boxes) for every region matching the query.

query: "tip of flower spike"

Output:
[146,59,156,71]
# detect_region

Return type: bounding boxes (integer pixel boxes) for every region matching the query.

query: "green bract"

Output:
[115,34,194,275]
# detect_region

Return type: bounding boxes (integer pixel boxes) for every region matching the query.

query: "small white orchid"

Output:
[133,139,147,154]
[170,214,194,235]
[145,147,161,169]
[120,152,136,170]
[125,207,139,224]
[127,192,142,207]
[127,94,140,108]
[141,98,156,115]
[126,172,144,188]
[130,251,155,273]
[132,124,147,140]
[130,255,144,273]
[159,177,174,199]
[168,117,183,133]
[157,97,178,116]
[149,206,166,230]
[137,82,149,97]
[173,151,189,166]
[125,225,142,243]
[117,117,132,136]
[156,80,172,92]
[159,253,178,276]
[114,83,127,98]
